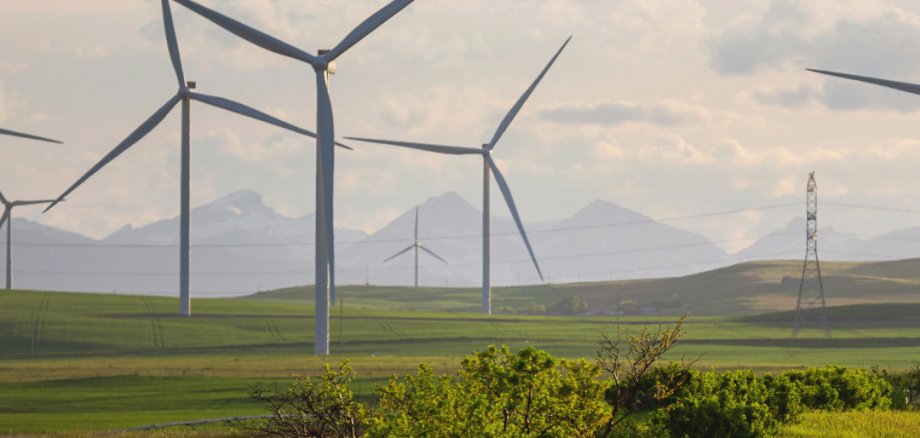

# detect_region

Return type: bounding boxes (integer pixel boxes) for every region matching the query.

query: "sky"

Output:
[4,0,920,254]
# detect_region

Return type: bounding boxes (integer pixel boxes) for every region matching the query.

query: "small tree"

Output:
[595,313,691,435]
[248,361,367,437]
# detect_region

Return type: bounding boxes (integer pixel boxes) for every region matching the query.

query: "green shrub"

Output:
[369,346,610,437]
[781,366,891,411]
[873,362,920,410]
[762,373,805,423]
[656,370,780,438]
[614,362,696,411]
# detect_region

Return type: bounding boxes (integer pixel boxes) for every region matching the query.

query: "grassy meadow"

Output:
[1,259,920,434]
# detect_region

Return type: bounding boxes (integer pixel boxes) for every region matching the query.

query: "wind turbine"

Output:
[382,207,447,288]
[173,0,415,355]
[347,37,571,314]
[808,68,920,100]
[43,0,336,317]
[0,128,62,144]
[0,191,56,290]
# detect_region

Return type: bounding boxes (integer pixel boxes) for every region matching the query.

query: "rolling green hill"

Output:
[2,258,920,434]
[250,259,920,315]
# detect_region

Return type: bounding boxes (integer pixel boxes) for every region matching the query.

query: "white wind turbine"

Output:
[347,37,571,314]
[0,191,57,290]
[43,0,337,317]
[173,0,415,354]
[382,207,447,288]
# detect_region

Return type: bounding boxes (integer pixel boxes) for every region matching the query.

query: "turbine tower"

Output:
[174,0,415,355]
[44,0,332,317]
[347,37,571,314]
[793,172,829,337]
[382,207,447,287]
[0,191,56,290]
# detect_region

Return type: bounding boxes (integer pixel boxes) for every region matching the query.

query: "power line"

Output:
[7,232,810,279]
[0,202,799,249]
[823,201,920,215]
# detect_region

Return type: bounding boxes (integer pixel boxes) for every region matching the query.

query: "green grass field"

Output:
[2,259,920,434]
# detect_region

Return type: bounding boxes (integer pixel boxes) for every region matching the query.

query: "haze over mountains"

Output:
[0,189,913,297]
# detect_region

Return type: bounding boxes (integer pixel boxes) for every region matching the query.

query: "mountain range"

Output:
[0,189,913,296]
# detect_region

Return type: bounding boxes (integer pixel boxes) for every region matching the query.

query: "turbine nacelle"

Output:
[316,50,337,75]
[178,80,196,97]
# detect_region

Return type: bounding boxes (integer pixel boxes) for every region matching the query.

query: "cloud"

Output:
[593,137,627,159]
[636,133,713,165]
[203,130,304,177]
[74,43,109,60]
[708,0,920,111]
[540,99,711,127]
[709,1,920,75]
[0,82,7,123]
[0,81,27,124]
[750,77,920,112]
[708,0,920,83]
[750,80,822,108]
[0,62,29,74]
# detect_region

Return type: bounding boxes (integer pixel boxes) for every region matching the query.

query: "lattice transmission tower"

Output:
[793,172,830,337]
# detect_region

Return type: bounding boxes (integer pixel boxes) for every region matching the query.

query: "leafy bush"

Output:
[781,366,891,411]
[656,370,780,438]
[369,345,609,437]
[761,373,805,423]
[873,362,920,410]
[247,361,367,437]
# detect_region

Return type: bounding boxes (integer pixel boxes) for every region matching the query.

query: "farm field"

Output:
[1,259,920,434]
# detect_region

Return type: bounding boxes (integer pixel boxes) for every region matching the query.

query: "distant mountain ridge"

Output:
[2,189,918,296]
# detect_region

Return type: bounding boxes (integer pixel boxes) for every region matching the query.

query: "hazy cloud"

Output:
[636,133,713,165]
[0,61,29,74]
[750,81,821,108]
[709,1,920,78]
[540,99,711,127]
[750,78,920,112]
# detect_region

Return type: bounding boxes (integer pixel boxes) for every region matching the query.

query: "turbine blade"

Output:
[0,208,8,230]
[382,244,414,263]
[12,199,57,207]
[344,136,481,155]
[0,128,62,144]
[0,190,7,205]
[191,91,319,138]
[420,245,448,264]
[414,207,419,241]
[43,95,181,213]
[162,0,185,87]
[807,68,920,96]
[488,36,571,150]
[173,0,318,65]
[486,156,543,281]
[334,140,354,151]
[317,73,337,304]
[325,0,414,62]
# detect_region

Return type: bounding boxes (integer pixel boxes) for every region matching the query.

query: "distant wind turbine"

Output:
[0,191,56,290]
[347,36,571,314]
[174,0,415,354]
[382,207,447,288]
[44,0,335,317]
[0,128,62,144]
